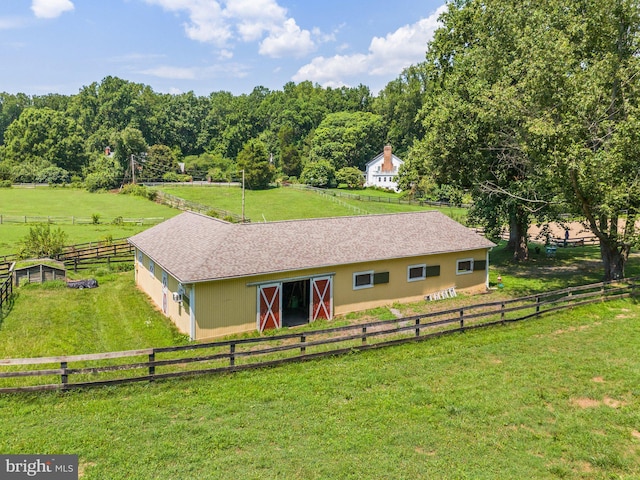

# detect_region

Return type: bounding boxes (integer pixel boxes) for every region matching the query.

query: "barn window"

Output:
[137,251,143,264]
[407,264,426,282]
[149,260,155,277]
[353,271,374,290]
[456,258,473,275]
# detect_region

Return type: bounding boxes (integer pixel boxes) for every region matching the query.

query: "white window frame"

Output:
[353,270,374,290]
[407,264,426,282]
[456,258,474,275]
[149,260,155,277]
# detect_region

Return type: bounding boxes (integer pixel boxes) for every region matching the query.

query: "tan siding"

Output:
[191,249,489,341]
[134,249,191,335]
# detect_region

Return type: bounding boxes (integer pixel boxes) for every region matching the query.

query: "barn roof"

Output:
[128,211,495,284]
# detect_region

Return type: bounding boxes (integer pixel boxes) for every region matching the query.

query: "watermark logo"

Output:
[1,455,78,479]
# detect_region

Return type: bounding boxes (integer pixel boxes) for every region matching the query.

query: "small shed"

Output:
[14,259,66,286]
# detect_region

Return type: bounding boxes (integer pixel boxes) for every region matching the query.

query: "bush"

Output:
[0,180,11,188]
[120,184,157,201]
[35,165,70,185]
[300,160,336,188]
[18,223,67,259]
[336,167,365,189]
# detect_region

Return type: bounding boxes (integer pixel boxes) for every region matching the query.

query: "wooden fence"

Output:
[55,238,134,272]
[0,214,165,226]
[154,190,248,223]
[0,277,637,393]
[0,266,13,312]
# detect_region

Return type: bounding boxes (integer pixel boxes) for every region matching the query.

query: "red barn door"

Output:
[310,276,332,322]
[257,283,282,332]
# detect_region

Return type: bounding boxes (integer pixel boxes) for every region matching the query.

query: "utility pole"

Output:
[131,154,136,185]
[241,169,245,222]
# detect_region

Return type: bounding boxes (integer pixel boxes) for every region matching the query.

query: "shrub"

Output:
[336,167,365,189]
[18,223,67,259]
[91,213,101,225]
[300,160,336,188]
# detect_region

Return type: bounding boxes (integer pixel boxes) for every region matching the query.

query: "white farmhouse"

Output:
[364,145,404,191]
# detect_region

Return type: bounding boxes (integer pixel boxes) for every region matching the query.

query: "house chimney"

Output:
[382,145,393,172]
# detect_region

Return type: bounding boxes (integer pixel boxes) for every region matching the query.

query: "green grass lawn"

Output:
[0,271,188,358]
[0,187,179,256]
[0,299,638,479]
[158,184,469,222]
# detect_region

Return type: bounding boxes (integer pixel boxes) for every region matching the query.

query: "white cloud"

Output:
[138,65,197,79]
[293,5,446,87]
[142,0,318,58]
[143,0,231,45]
[259,18,315,58]
[0,17,27,30]
[31,0,74,19]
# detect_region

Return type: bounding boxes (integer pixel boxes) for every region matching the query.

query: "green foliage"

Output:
[91,213,101,224]
[83,153,123,192]
[336,166,365,189]
[309,111,386,170]
[300,160,336,188]
[119,183,157,201]
[17,223,67,259]
[236,138,275,189]
[141,144,178,181]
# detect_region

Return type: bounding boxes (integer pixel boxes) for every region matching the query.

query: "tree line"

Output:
[1,0,639,280]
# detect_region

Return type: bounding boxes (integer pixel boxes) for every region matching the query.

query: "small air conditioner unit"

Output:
[172,292,183,303]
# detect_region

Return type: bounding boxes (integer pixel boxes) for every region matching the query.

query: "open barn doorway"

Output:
[282,279,310,327]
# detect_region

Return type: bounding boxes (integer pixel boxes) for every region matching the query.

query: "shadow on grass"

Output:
[0,291,17,328]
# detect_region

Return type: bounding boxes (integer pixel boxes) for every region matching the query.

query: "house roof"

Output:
[128,211,495,284]
[365,152,404,169]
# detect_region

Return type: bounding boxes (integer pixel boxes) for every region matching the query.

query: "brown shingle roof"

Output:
[128,211,495,283]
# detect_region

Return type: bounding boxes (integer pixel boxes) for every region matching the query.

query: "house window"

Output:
[149,260,155,277]
[408,264,426,282]
[353,271,374,290]
[137,251,143,264]
[456,258,474,275]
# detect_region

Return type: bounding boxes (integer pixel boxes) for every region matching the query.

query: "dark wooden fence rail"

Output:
[154,190,248,223]
[0,266,14,311]
[1,277,637,393]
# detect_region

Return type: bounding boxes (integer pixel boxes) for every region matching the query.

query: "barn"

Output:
[128,211,495,341]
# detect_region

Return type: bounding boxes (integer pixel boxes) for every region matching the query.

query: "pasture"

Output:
[0,187,179,256]
[1,186,639,478]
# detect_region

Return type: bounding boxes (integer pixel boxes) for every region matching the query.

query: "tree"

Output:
[411,0,640,278]
[110,126,148,172]
[141,144,177,181]
[18,224,67,259]
[309,112,386,170]
[336,167,365,189]
[1,107,87,174]
[236,139,274,189]
[83,153,123,192]
[300,160,336,188]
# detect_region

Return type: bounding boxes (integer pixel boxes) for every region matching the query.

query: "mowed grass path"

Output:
[0,300,639,479]
[0,187,179,255]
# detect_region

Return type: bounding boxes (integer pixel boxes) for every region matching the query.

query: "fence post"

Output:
[501,302,506,323]
[459,309,464,329]
[535,296,540,315]
[230,343,235,367]
[148,352,155,379]
[415,318,420,337]
[60,361,68,388]
[300,334,306,354]
[362,326,367,345]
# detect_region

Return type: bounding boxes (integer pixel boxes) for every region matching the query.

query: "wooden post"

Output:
[501,302,506,323]
[415,318,420,337]
[459,309,464,329]
[300,334,306,354]
[60,361,68,387]
[362,326,367,345]
[230,343,235,367]
[148,352,155,378]
[535,296,540,315]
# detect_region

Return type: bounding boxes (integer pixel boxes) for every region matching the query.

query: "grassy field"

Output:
[1,186,639,478]
[0,299,638,479]
[158,184,469,222]
[0,187,179,256]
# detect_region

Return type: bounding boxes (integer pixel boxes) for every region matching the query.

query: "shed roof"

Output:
[128,211,495,284]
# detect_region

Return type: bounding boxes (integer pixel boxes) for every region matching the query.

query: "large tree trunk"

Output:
[600,240,628,281]
[508,206,529,262]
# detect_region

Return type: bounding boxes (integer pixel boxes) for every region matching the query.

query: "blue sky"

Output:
[0,0,447,97]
